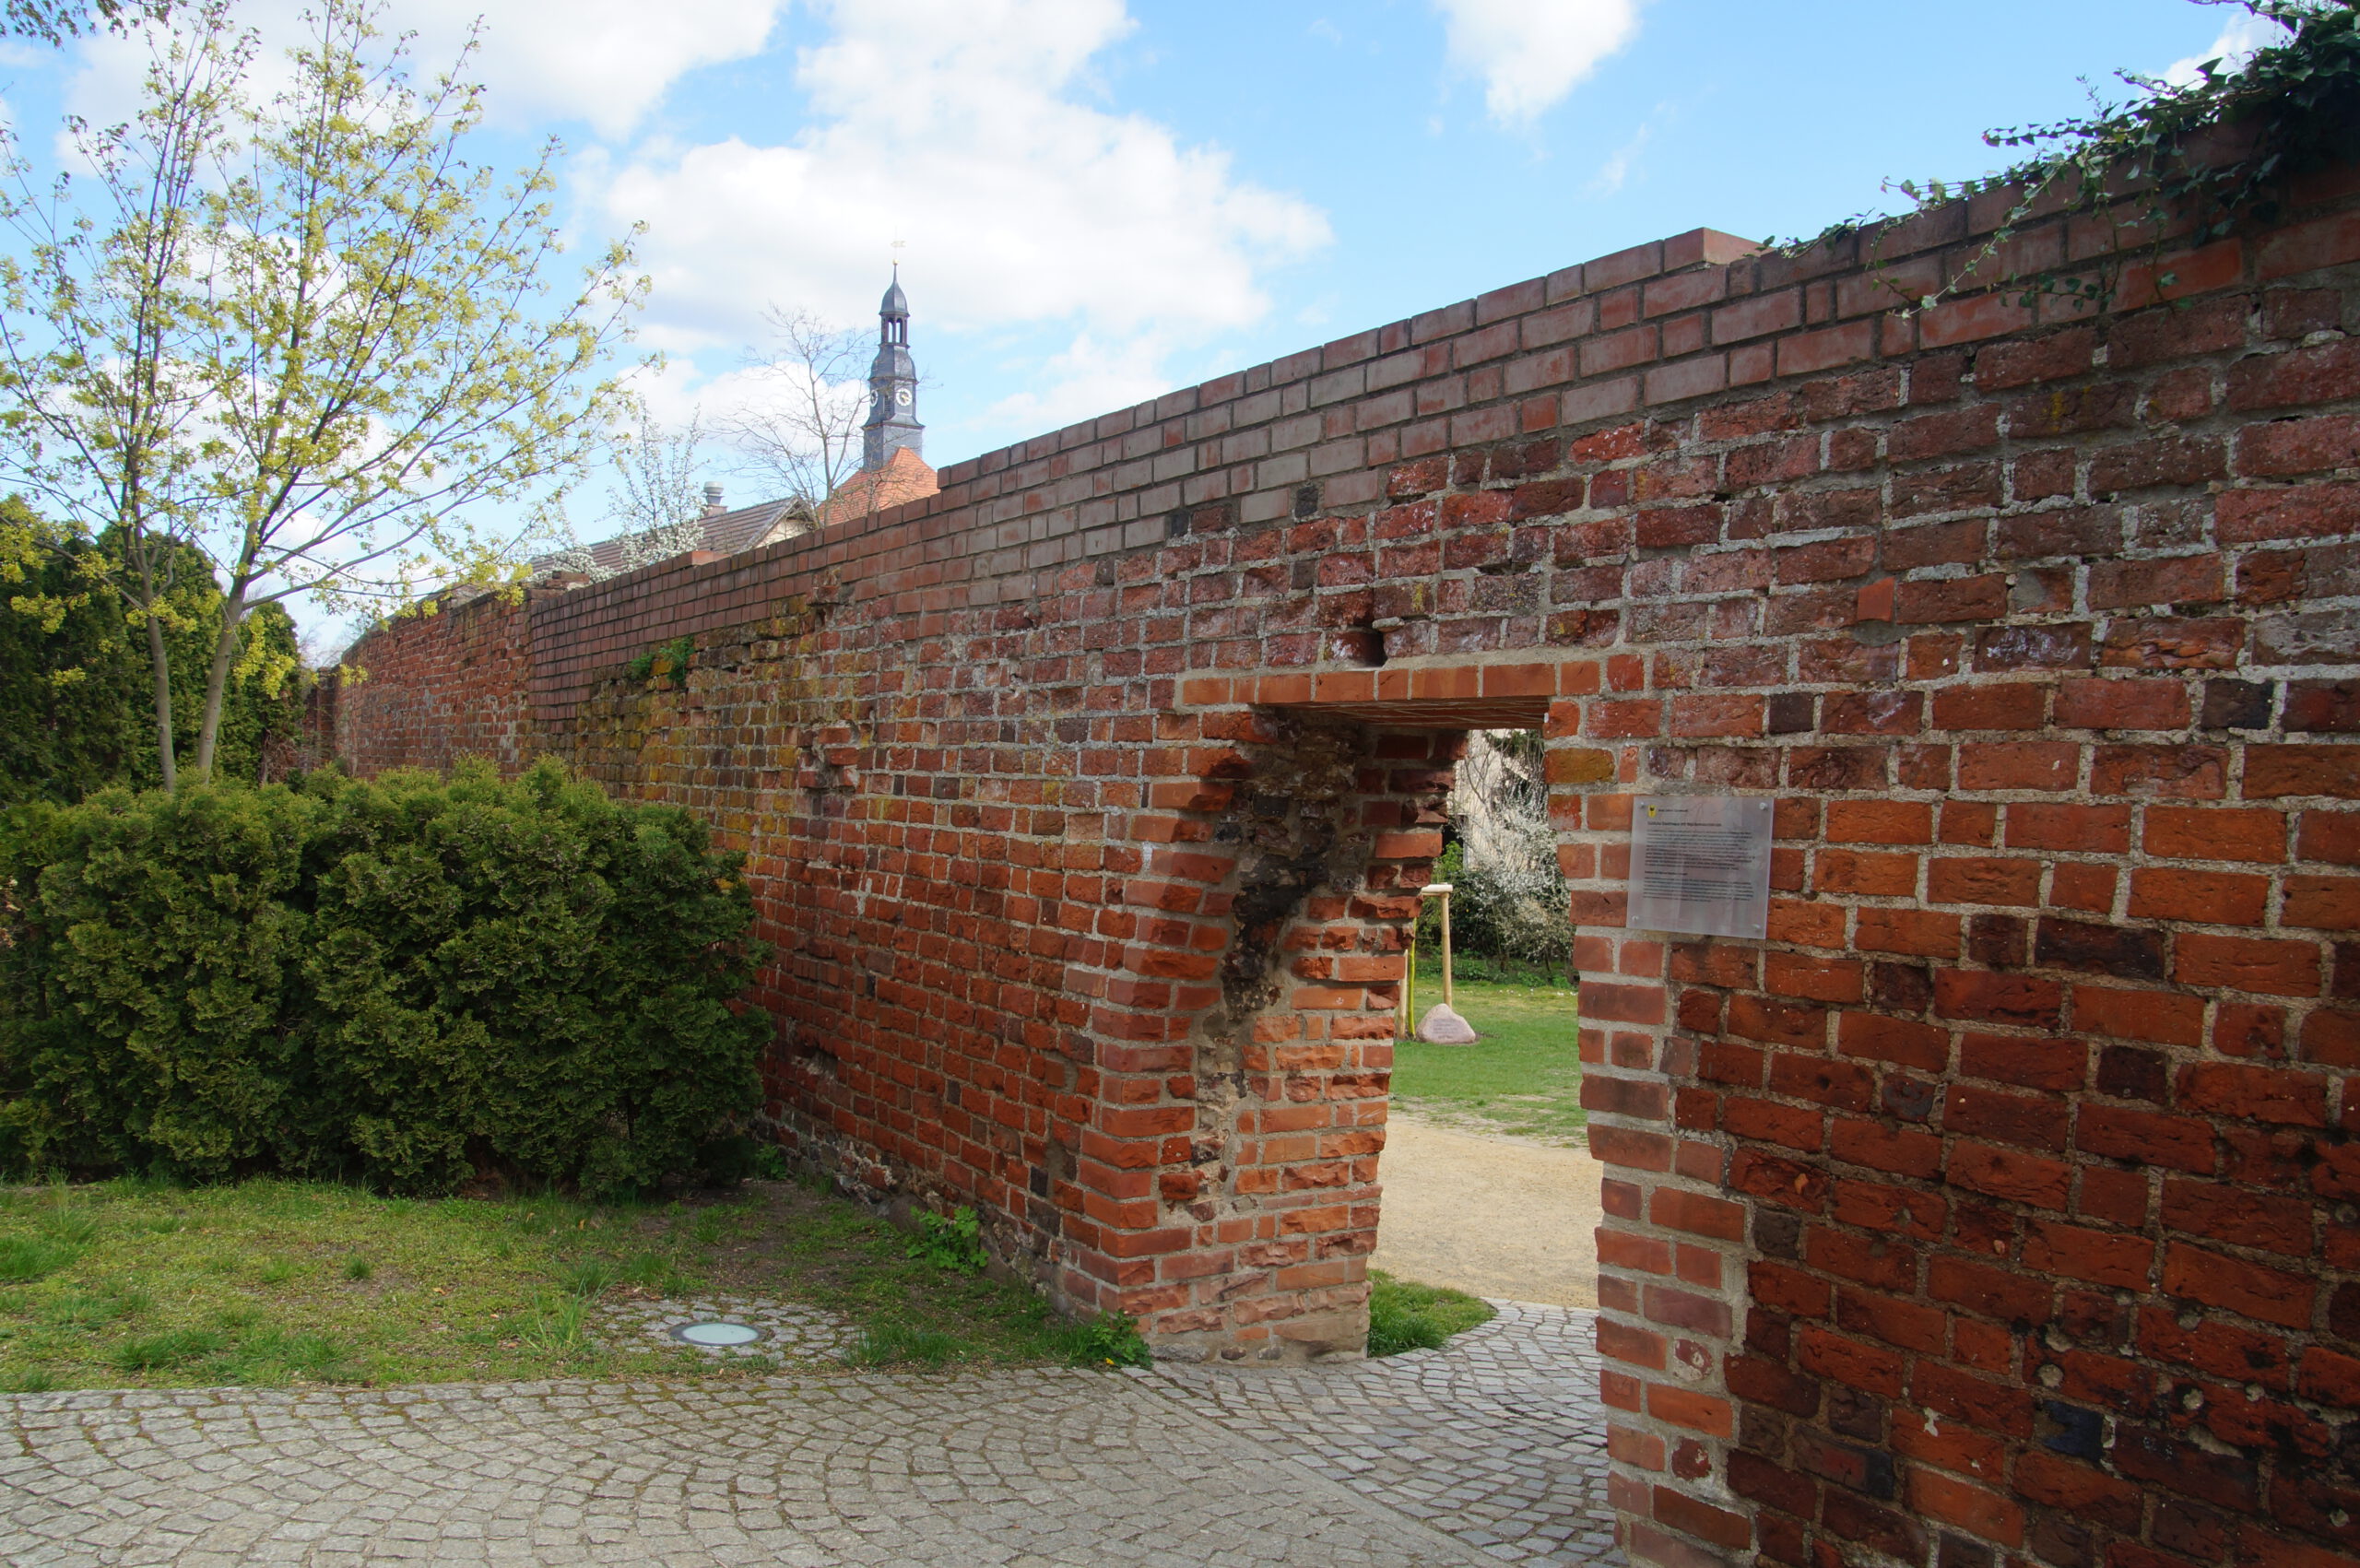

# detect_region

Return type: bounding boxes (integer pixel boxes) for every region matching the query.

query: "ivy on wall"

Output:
[1783,0,2360,315]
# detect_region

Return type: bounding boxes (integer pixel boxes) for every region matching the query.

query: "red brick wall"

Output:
[321,589,538,777]
[1545,192,2360,1564]
[332,164,2360,1566]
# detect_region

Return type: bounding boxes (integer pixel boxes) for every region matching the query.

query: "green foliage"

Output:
[0,0,168,48]
[906,1206,987,1274]
[41,1284,148,1329]
[0,501,143,808]
[1046,1311,1154,1369]
[37,1207,97,1246]
[625,634,696,685]
[112,1327,224,1371]
[0,501,303,807]
[691,1131,790,1185]
[200,1324,352,1384]
[849,1321,963,1367]
[0,760,772,1195]
[1416,838,1573,980]
[557,1257,612,1297]
[0,1174,1161,1390]
[1779,1,2360,314]
[1365,1270,1495,1358]
[296,761,773,1194]
[1418,951,1575,992]
[1976,1,2360,242]
[0,1234,80,1282]
[617,1250,691,1295]
[0,780,320,1176]
[0,0,642,781]
[1414,732,1570,981]
[518,1291,591,1356]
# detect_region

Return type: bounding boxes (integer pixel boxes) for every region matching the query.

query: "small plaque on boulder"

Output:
[1416,1003,1478,1044]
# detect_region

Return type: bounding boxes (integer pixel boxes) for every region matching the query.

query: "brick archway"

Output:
[323,173,2360,1567]
[1063,689,1470,1362]
[1059,665,1576,1358]
[1148,659,1754,1548]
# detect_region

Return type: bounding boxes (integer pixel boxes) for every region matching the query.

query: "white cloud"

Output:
[982,329,1184,434]
[407,0,784,138]
[1431,0,1641,124]
[2163,11,2291,88]
[1589,123,1649,194]
[594,0,1328,419]
[65,0,784,141]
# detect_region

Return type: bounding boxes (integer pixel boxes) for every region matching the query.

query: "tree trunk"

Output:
[143,601,177,792]
[131,540,176,791]
[190,586,246,782]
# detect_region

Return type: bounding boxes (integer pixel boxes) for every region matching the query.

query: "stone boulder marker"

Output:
[1416,1002,1477,1044]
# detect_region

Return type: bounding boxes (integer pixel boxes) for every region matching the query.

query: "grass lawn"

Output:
[1391,961,1585,1144]
[0,1175,1141,1393]
[1366,1269,1494,1356]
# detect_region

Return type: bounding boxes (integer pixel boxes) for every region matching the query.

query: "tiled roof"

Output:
[532,500,799,576]
[533,453,939,580]
[809,448,938,529]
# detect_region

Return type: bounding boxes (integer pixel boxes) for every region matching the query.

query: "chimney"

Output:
[702,481,726,517]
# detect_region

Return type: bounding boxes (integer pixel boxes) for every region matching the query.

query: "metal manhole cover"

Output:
[672,1321,766,1348]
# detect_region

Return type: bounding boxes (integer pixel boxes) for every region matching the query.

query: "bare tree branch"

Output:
[717,306,868,513]
[606,403,709,572]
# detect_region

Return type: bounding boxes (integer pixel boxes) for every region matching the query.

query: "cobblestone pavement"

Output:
[0,1303,1614,1566]
[593,1292,860,1362]
[1151,1303,1619,1565]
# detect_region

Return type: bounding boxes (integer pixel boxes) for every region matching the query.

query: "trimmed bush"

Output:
[0,781,319,1178]
[0,761,770,1194]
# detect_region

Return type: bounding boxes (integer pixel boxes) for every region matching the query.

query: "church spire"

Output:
[861,265,922,471]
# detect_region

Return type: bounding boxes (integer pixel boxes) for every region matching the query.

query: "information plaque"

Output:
[1628,796,1774,940]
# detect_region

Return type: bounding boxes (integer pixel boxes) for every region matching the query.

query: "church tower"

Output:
[861,269,923,472]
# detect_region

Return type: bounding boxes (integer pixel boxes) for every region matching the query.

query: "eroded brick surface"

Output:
[323,167,2360,1565]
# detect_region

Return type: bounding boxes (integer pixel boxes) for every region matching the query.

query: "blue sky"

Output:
[0,0,2281,640]
[586,0,2275,465]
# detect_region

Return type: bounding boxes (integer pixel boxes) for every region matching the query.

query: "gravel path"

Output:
[1370,1114,1605,1308]
[0,1304,1617,1566]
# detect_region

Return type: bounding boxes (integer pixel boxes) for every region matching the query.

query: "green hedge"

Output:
[0,761,771,1194]
[0,499,308,807]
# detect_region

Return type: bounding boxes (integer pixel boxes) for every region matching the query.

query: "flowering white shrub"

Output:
[1416,731,1570,977]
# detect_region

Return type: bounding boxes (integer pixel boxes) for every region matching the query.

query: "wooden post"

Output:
[1404,931,1416,1031]
[1440,887,1454,1008]
[1420,881,1457,1009]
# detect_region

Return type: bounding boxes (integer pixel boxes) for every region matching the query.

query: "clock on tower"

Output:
[861,267,924,472]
